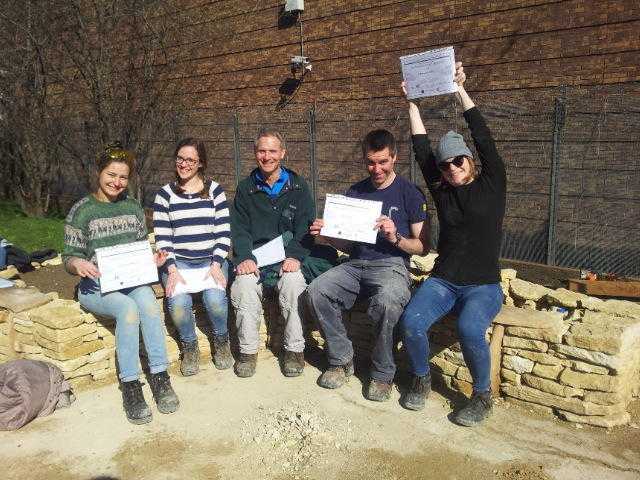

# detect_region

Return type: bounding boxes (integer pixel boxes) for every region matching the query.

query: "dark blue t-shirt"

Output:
[346,175,428,261]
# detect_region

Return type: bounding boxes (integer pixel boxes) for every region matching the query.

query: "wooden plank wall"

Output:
[143,0,639,271]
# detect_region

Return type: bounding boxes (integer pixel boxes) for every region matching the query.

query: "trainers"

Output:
[234,352,257,378]
[317,361,354,389]
[180,340,200,376]
[148,371,180,414]
[212,334,233,370]
[400,374,431,411]
[452,391,493,427]
[366,379,393,402]
[282,350,305,377]
[121,380,152,425]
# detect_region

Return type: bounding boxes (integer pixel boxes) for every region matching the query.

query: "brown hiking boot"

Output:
[365,379,393,402]
[282,350,305,377]
[317,361,354,389]
[212,334,233,370]
[234,352,257,378]
[180,340,199,376]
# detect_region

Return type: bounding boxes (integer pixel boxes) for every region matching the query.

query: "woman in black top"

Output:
[400,63,506,426]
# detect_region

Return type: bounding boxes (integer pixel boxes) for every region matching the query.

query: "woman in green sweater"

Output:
[62,144,179,425]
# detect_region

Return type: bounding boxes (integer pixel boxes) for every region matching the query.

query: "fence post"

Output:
[308,106,318,216]
[232,113,241,186]
[546,87,567,265]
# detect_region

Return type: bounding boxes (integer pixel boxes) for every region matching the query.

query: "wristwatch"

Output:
[393,231,403,246]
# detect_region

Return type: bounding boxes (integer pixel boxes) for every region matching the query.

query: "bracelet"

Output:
[393,231,403,246]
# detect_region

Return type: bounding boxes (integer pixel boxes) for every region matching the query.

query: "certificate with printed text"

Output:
[172,266,224,297]
[95,241,159,293]
[320,194,382,244]
[400,46,457,100]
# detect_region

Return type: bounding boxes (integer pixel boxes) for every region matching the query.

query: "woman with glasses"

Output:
[63,143,179,425]
[399,62,506,426]
[152,138,232,376]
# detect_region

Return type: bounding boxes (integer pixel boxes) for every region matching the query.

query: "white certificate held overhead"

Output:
[400,46,457,100]
[95,240,159,294]
[252,235,286,268]
[320,194,382,244]
[172,266,223,297]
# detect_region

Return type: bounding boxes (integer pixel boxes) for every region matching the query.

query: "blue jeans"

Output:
[78,279,169,382]
[400,277,503,393]
[162,258,229,344]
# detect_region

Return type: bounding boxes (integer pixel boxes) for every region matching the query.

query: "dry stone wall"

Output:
[1,257,639,427]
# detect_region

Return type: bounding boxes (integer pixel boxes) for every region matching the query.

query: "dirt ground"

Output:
[2,355,640,480]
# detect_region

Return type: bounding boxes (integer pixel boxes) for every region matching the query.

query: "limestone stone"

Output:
[45,292,59,301]
[91,370,116,381]
[430,355,458,376]
[64,360,110,380]
[95,325,115,338]
[102,336,116,348]
[505,323,569,344]
[500,281,510,298]
[0,310,9,324]
[410,253,438,273]
[14,332,35,345]
[509,279,553,302]
[545,288,589,308]
[47,355,90,372]
[12,313,33,327]
[503,347,562,365]
[502,336,548,352]
[13,322,33,334]
[452,377,473,396]
[502,355,534,373]
[521,374,583,398]
[13,280,26,288]
[562,360,609,375]
[83,332,99,341]
[564,315,640,355]
[0,286,51,313]
[580,295,605,311]
[557,410,630,428]
[34,323,96,343]
[506,397,554,415]
[522,300,537,310]
[456,366,473,383]
[493,305,563,329]
[583,390,630,406]
[441,349,467,367]
[82,313,97,324]
[501,269,517,281]
[501,368,520,384]
[41,339,104,361]
[0,265,19,279]
[42,255,63,266]
[559,369,620,392]
[88,348,115,363]
[504,296,515,307]
[532,363,563,380]
[31,303,85,329]
[597,299,640,319]
[14,342,42,354]
[552,344,622,372]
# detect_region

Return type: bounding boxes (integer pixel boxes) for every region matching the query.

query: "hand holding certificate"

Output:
[320,194,383,244]
[172,266,224,296]
[400,46,457,100]
[95,240,159,294]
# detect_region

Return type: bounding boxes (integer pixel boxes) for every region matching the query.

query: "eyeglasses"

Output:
[175,156,198,166]
[437,156,466,171]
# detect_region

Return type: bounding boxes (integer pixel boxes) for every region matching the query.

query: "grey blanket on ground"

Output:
[0,359,73,430]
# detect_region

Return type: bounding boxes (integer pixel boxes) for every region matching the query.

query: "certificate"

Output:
[172,266,223,296]
[400,46,457,100]
[320,194,382,244]
[95,240,159,294]
[252,235,286,268]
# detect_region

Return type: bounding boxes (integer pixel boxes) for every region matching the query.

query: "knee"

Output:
[230,277,258,308]
[370,290,408,316]
[123,308,139,325]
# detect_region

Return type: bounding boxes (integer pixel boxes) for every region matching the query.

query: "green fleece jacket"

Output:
[231,168,315,266]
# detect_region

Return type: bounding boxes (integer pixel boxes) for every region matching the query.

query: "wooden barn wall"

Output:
[140,0,639,269]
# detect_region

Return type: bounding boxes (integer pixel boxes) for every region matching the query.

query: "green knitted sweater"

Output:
[62,194,148,265]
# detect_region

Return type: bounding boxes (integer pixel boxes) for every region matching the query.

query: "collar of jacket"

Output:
[247,167,302,195]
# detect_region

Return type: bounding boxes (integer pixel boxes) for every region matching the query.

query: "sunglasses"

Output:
[437,156,466,171]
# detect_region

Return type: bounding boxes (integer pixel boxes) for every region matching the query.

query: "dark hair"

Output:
[361,129,397,158]
[174,137,210,199]
[97,142,134,174]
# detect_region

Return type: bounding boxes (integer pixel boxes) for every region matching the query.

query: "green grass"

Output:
[0,201,65,253]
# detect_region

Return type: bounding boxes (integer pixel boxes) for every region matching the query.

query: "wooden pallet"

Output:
[567,279,640,298]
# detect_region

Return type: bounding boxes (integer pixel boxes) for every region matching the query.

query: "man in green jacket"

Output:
[231,129,316,379]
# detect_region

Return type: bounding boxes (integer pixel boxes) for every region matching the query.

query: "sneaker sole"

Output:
[126,412,152,425]
[157,402,180,414]
[401,400,425,411]
[282,369,303,377]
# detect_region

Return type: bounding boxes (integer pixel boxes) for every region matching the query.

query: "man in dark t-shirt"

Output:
[308,129,430,402]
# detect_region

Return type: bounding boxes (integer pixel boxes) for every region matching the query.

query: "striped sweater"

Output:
[152,181,231,267]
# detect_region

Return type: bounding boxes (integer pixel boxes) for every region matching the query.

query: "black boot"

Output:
[121,380,152,425]
[282,350,305,377]
[452,391,493,426]
[180,339,200,376]
[401,374,431,411]
[212,334,233,370]
[148,371,180,414]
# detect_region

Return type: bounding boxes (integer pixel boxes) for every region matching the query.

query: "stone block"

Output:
[494,305,563,330]
[91,370,116,381]
[559,369,620,392]
[0,310,9,324]
[456,366,473,383]
[557,410,630,428]
[41,340,104,361]
[562,359,609,375]
[580,296,605,311]
[565,315,640,355]
[506,397,554,415]
[0,266,19,279]
[582,390,630,406]
[452,377,473,396]
[430,355,458,376]
[102,336,116,348]
[82,332,99,341]
[505,323,568,344]
[441,349,467,367]
[532,363,563,380]
[95,325,114,338]
[13,323,32,334]
[597,299,640,319]
[14,332,36,346]
[64,360,110,380]
[30,303,85,329]
[501,368,521,384]
[500,269,517,281]
[0,286,51,313]
[88,348,115,363]
[545,288,589,308]
[47,355,90,372]
[509,279,552,302]
[34,332,83,352]
[14,342,42,354]
[502,336,548,352]
[410,253,438,273]
[502,355,535,373]
[34,323,96,343]
[521,374,583,398]
[552,344,622,372]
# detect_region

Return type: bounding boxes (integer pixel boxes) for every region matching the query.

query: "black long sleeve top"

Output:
[412,106,506,285]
